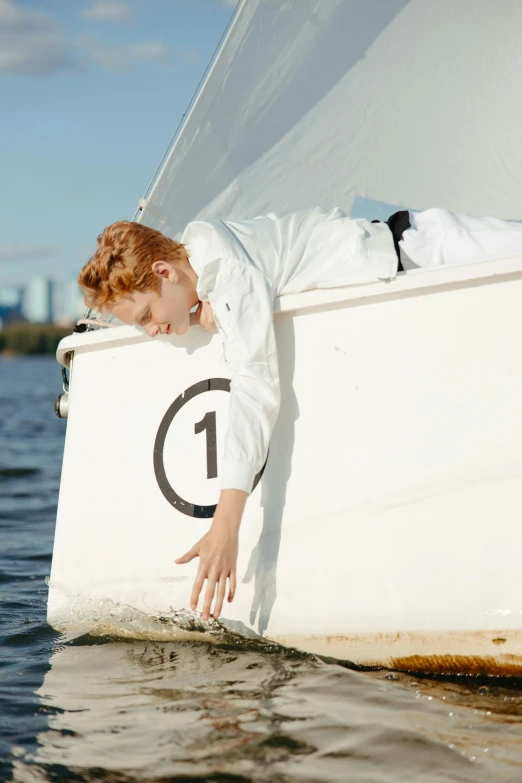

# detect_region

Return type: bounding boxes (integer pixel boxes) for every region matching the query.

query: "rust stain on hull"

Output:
[269,630,522,676]
[388,654,522,678]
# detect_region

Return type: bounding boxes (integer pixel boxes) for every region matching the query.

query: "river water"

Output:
[1,355,522,783]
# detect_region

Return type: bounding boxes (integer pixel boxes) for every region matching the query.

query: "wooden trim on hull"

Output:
[270,630,522,676]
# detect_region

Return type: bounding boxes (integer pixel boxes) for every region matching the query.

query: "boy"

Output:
[79,205,522,622]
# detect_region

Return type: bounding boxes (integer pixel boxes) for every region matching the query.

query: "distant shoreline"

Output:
[0,323,72,356]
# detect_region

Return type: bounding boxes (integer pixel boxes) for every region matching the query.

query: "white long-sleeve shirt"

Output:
[181,207,397,493]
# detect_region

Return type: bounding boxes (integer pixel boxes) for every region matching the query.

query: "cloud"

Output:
[0,0,201,76]
[78,33,172,70]
[0,0,74,76]
[82,1,132,23]
[0,244,60,263]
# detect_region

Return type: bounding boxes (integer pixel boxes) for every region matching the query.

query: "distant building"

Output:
[53,279,85,326]
[65,279,85,321]
[0,286,24,328]
[22,278,54,324]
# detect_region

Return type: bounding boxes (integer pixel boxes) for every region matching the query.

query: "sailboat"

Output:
[49,0,522,674]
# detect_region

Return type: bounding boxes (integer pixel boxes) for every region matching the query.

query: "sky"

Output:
[0,0,237,290]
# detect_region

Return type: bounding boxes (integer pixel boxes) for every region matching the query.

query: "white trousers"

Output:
[399,208,522,270]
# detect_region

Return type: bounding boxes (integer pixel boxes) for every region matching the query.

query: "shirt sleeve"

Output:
[197,256,280,494]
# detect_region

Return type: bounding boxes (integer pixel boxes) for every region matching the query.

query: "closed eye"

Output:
[138,309,151,326]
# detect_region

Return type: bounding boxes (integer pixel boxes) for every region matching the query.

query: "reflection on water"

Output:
[2,357,522,783]
[8,633,522,783]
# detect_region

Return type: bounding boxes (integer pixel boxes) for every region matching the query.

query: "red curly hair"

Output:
[79,221,189,310]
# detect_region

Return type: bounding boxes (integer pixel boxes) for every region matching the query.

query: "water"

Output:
[1,356,522,783]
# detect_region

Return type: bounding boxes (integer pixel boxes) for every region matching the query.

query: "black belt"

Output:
[371,210,410,272]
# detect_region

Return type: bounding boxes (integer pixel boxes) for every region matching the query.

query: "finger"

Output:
[228,570,237,603]
[214,576,227,619]
[190,569,206,612]
[201,303,216,331]
[175,544,199,564]
[201,575,218,621]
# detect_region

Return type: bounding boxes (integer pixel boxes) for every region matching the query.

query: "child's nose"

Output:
[145,324,159,337]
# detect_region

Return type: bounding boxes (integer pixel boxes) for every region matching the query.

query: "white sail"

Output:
[138,0,522,238]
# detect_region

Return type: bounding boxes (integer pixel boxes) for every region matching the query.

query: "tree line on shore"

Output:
[0,322,72,355]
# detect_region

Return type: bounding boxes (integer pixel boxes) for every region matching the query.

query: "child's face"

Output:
[111,261,199,337]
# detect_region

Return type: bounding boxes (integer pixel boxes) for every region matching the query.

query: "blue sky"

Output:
[0,0,236,289]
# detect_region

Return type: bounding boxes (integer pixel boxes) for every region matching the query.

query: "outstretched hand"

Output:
[190,301,216,331]
[175,489,248,621]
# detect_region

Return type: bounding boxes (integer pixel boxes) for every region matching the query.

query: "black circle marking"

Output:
[153,378,266,518]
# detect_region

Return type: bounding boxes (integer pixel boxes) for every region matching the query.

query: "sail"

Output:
[138,0,522,238]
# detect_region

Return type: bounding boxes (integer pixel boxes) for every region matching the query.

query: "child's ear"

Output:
[152,260,178,283]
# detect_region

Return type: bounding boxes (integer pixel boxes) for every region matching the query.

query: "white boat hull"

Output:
[49,259,522,674]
